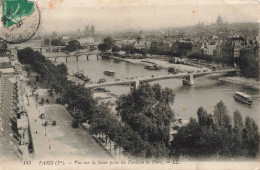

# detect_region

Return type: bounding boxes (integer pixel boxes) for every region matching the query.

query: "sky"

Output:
[35,0,260,33]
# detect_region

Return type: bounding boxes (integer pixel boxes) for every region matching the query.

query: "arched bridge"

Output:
[43,50,100,62]
[9,46,100,62]
[84,69,236,89]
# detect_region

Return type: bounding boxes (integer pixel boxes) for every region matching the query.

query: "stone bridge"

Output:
[44,50,100,62]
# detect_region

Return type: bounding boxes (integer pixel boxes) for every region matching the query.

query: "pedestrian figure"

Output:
[35,119,36,122]
[35,131,37,134]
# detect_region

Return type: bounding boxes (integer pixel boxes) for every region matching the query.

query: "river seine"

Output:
[51,55,259,126]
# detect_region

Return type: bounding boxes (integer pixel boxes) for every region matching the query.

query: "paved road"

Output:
[44,105,112,160]
[23,85,51,159]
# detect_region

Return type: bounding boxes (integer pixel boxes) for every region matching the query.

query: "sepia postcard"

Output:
[0,0,259,169]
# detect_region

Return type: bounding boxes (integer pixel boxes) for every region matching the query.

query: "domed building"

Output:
[216,14,223,25]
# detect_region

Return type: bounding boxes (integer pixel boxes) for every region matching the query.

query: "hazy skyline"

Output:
[36,0,260,33]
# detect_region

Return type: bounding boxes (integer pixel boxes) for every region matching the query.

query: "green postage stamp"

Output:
[2,0,35,27]
[0,0,40,44]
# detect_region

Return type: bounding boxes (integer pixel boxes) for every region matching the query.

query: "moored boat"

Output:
[144,64,161,70]
[103,71,115,76]
[233,92,253,105]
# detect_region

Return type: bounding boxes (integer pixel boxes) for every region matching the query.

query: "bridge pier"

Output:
[135,79,140,88]
[86,55,89,60]
[182,74,194,86]
[76,56,79,62]
[130,79,140,93]
[54,57,57,62]
[66,57,68,62]
[97,55,99,60]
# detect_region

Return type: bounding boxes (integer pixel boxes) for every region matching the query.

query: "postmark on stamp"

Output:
[0,0,40,44]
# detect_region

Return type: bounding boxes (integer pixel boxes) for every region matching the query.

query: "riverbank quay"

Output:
[108,55,207,72]
[219,77,260,90]
[22,83,50,159]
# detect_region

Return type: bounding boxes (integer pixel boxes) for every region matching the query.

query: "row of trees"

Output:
[120,45,147,56]
[18,48,94,126]
[171,101,259,158]
[51,38,66,46]
[61,40,83,52]
[98,36,180,56]
[98,37,147,56]
[98,37,113,51]
[235,48,259,79]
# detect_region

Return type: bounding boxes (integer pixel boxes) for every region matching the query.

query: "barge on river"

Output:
[168,67,181,74]
[144,64,161,70]
[103,71,115,76]
[233,92,253,105]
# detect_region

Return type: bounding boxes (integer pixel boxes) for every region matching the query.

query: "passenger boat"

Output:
[103,71,115,76]
[233,92,253,105]
[144,64,161,70]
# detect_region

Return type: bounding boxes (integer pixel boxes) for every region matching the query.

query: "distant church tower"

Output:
[216,14,223,25]
[78,25,81,36]
[90,25,95,35]
[85,25,89,35]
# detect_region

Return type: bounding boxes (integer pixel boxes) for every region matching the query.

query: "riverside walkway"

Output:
[21,73,112,160]
[85,69,236,89]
